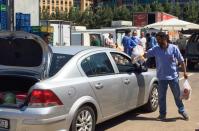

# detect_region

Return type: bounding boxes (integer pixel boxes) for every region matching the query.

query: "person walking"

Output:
[146,32,189,121]
[122,29,136,56]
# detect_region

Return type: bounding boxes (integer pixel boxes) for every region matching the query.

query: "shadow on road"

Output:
[96,108,183,131]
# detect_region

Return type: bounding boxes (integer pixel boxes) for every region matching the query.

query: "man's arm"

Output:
[144,47,156,58]
[174,46,188,79]
[180,61,188,79]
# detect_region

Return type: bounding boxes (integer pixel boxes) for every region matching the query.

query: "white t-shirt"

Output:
[105,37,114,48]
[140,37,147,50]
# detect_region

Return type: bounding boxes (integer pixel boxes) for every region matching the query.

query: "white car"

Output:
[0,32,158,131]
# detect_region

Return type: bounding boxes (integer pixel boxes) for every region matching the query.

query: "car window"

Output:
[189,34,199,43]
[81,53,114,77]
[49,53,73,76]
[111,52,135,73]
[187,34,199,55]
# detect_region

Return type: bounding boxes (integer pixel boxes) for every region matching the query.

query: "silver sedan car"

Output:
[0,32,158,131]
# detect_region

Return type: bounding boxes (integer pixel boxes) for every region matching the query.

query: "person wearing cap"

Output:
[145,32,189,121]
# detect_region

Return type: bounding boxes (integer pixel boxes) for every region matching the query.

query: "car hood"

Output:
[0,31,51,79]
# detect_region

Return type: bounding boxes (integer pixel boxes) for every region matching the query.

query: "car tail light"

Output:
[28,89,63,107]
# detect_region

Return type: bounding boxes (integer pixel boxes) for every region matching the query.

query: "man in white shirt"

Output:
[140,32,147,51]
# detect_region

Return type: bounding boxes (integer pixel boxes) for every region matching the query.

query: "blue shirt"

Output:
[149,36,158,49]
[131,36,140,45]
[122,36,136,56]
[147,44,184,80]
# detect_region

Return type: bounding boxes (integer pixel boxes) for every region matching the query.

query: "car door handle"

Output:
[124,79,130,85]
[95,83,103,89]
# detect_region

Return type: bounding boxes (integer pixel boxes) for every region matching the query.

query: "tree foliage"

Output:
[40,1,199,28]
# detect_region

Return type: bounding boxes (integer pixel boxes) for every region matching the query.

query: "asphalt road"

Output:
[96,70,199,131]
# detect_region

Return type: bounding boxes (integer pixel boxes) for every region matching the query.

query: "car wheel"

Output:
[187,60,195,70]
[143,83,159,112]
[71,106,96,131]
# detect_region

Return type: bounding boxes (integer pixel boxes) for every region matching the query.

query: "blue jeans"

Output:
[158,78,185,115]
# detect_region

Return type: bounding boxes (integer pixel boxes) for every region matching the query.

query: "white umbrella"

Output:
[144,18,199,30]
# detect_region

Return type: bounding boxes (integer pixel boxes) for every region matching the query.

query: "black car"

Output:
[186,32,199,70]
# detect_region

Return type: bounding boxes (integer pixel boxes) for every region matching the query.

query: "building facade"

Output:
[40,0,92,14]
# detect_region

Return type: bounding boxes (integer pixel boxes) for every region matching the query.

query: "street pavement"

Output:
[96,70,199,131]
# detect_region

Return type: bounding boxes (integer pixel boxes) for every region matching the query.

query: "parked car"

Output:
[0,32,159,131]
[186,32,199,70]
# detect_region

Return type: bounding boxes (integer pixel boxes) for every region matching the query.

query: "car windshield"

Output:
[187,34,199,55]
[49,53,73,77]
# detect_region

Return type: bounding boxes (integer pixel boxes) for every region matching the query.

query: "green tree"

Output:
[150,1,164,12]
[41,8,50,20]
[94,7,113,28]
[162,2,172,14]
[144,4,152,13]
[113,6,131,21]
[174,2,181,18]
[80,9,95,28]
[68,7,80,22]
[184,1,199,23]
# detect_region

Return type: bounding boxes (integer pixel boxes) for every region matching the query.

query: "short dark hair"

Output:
[156,32,167,40]
[125,29,131,34]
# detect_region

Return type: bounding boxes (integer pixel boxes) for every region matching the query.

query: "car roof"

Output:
[0,31,42,39]
[51,46,116,55]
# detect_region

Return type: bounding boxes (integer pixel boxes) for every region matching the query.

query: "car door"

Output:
[110,52,140,110]
[80,52,125,117]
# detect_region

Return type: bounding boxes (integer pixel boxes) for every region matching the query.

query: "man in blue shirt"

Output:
[122,29,136,56]
[146,32,189,121]
[131,30,141,45]
[149,32,158,49]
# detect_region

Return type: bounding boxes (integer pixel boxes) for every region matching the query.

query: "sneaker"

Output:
[157,114,166,121]
[179,111,189,120]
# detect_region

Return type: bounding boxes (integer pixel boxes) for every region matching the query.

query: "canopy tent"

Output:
[144,18,199,31]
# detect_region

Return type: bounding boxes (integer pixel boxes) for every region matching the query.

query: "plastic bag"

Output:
[131,45,145,64]
[180,79,192,100]
[132,45,144,57]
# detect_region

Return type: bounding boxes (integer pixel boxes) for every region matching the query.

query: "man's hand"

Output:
[184,73,188,79]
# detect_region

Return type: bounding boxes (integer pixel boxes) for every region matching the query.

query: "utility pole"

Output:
[7,0,14,31]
